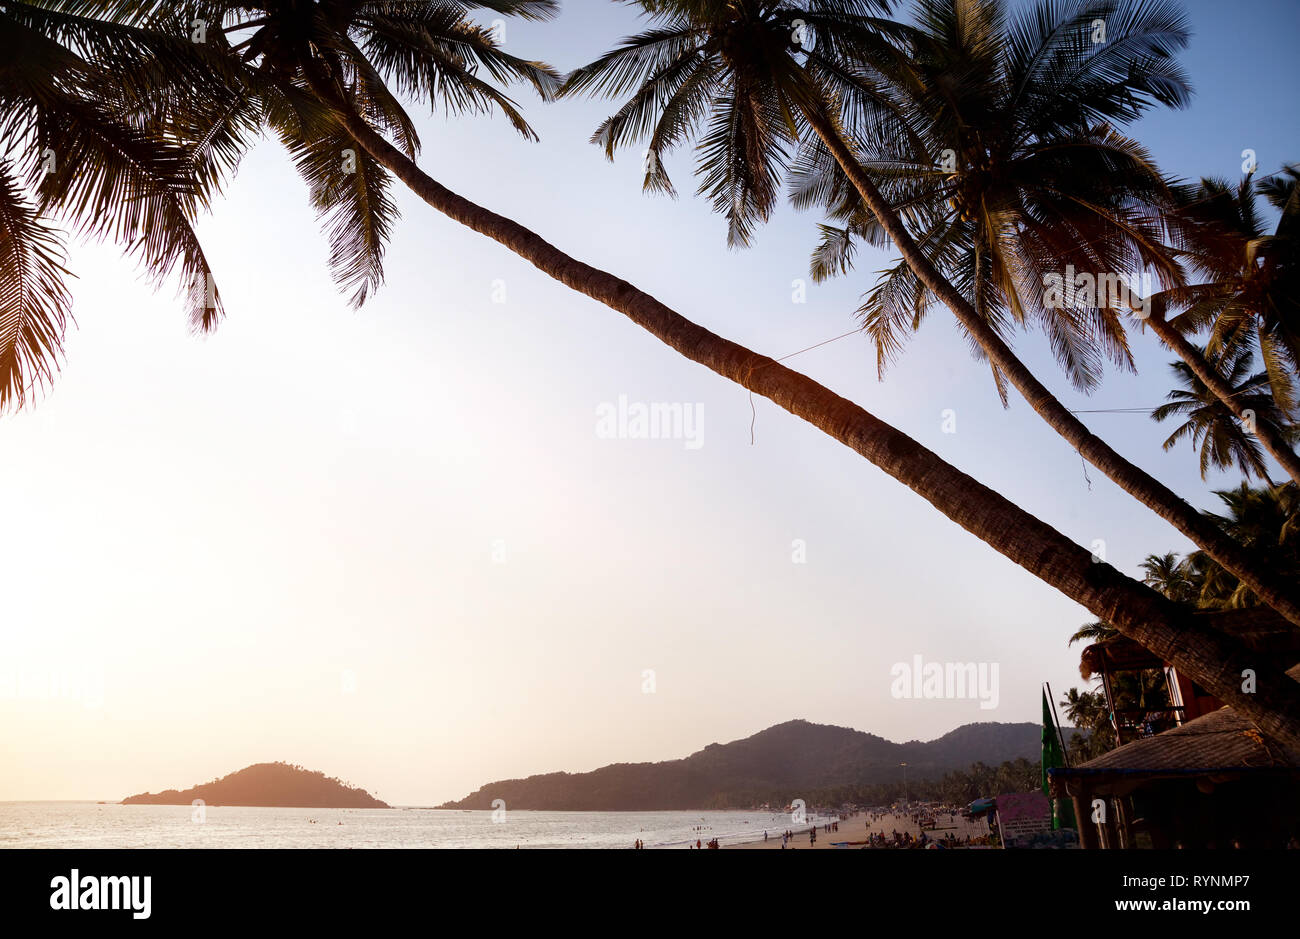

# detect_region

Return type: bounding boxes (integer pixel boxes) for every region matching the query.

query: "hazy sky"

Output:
[2,0,1297,806]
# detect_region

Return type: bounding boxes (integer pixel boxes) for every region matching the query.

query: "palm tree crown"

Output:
[1185,482,1300,609]
[1150,343,1295,483]
[1067,620,1118,646]
[1137,551,1195,603]
[0,0,239,409]
[187,0,560,307]
[1,0,560,411]
[792,0,1193,396]
[562,0,902,247]
[1162,166,1300,411]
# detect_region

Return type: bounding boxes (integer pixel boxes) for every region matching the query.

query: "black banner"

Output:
[0,848,1293,925]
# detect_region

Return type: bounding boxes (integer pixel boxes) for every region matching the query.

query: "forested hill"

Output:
[438,719,1045,810]
[122,762,390,808]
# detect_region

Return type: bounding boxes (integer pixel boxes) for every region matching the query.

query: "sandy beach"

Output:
[733,810,991,849]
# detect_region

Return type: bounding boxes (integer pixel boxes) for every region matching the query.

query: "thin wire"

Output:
[749,329,863,443]
[1069,378,1275,415]
[774,328,863,362]
[744,326,1275,444]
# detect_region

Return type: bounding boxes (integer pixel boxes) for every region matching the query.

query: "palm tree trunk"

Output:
[312,90,1300,749]
[800,107,1300,628]
[1146,311,1300,485]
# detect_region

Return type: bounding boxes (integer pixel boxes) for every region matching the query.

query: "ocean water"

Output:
[0,802,835,849]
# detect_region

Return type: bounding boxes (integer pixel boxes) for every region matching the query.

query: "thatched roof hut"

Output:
[1056,706,1300,779]
[1051,662,1300,848]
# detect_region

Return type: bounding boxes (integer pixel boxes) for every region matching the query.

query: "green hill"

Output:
[438,719,1048,810]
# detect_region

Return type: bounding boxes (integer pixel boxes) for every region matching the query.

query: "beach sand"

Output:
[732,810,990,849]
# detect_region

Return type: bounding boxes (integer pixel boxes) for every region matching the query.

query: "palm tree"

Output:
[1137,551,1196,603]
[1067,620,1117,646]
[1151,168,1300,484]
[1151,344,1295,483]
[791,2,1178,398]
[1059,687,1112,754]
[563,0,1300,630]
[1060,688,1113,760]
[0,0,237,408]
[17,1,1300,746]
[1186,482,1300,610]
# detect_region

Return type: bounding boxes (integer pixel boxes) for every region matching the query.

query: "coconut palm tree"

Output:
[1059,687,1112,756]
[17,0,1300,745]
[1067,620,1117,646]
[790,1,1181,397]
[0,0,239,409]
[1138,551,1196,603]
[1185,482,1300,610]
[1151,344,1295,483]
[1151,168,1300,484]
[563,0,1300,630]
[1060,686,1102,725]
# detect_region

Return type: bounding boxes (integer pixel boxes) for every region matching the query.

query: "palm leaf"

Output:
[0,161,72,410]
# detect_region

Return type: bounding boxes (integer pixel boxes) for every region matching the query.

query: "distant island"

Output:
[122,762,390,808]
[438,719,1061,811]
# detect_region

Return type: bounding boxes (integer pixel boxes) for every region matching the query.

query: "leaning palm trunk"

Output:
[1146,310,1300,485]
[799,107,1300,629]
[307,83,1300,748]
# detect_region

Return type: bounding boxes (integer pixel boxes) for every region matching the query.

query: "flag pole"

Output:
[1045,682,1071,768]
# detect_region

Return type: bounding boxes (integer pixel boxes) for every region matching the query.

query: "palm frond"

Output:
[278,116,398,308]
[0,161,72,411]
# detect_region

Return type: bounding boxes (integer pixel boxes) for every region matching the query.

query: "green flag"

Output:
[1042,690,1063,793]
[1042,689,1075,829]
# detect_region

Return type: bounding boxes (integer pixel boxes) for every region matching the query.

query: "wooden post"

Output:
[1101,794,1120,849]
[1067,779,1101,849]
[1071,788,1099,849]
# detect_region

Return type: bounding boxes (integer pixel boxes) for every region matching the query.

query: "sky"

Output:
[1,0,1298,806]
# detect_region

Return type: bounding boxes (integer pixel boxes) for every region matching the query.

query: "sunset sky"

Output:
[2,0,1297,806]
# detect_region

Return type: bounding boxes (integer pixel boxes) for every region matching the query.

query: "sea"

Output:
[0,802,838,849]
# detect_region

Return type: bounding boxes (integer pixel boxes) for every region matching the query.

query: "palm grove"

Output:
[2,2,1298,743]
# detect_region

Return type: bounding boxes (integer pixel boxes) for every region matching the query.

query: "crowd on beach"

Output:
[861,828,977,848]
[761,820,839,848]
[636,803,990,849]
[771,819,841,848]
[748,803,992,850]
[855,805,992,849]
